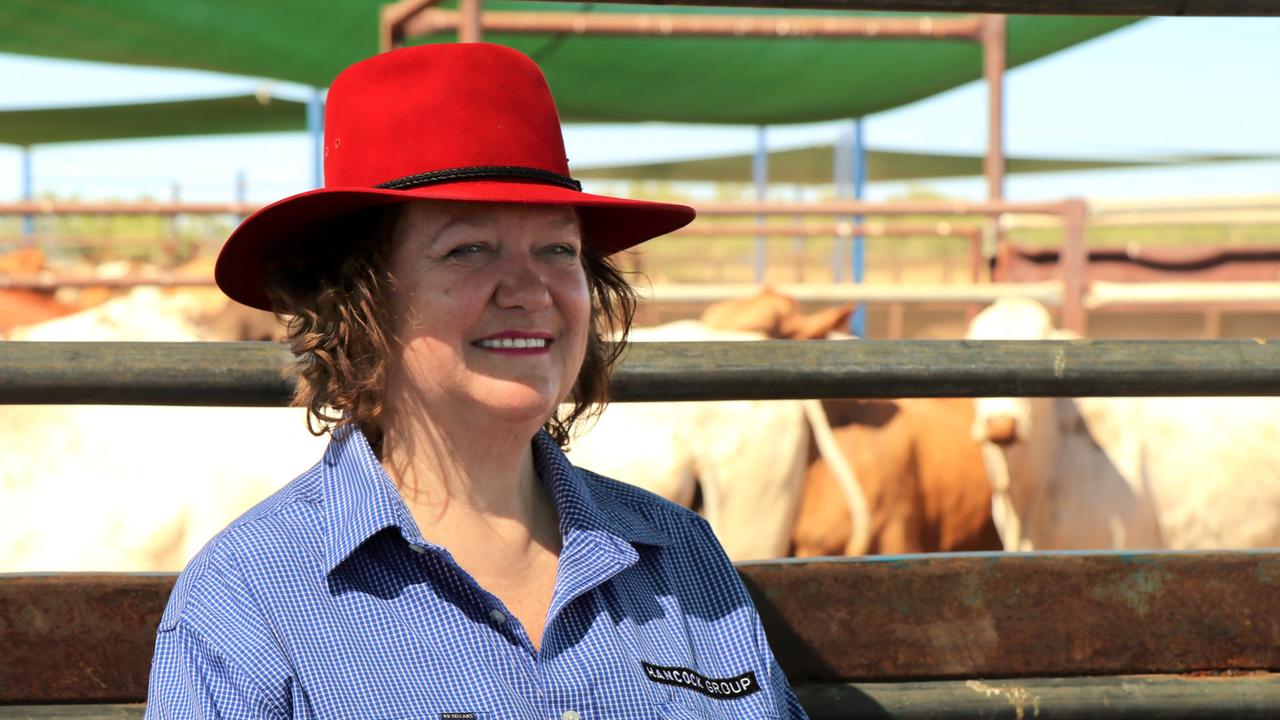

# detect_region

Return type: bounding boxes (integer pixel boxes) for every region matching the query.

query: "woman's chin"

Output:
[473,384,563,426]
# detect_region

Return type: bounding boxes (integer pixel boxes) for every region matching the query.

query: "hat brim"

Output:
[215,180,695,311]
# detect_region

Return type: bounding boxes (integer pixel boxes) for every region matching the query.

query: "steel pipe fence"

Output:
[531,0,1280,15]
[6,552,1280,712]
[2,339,1279,405]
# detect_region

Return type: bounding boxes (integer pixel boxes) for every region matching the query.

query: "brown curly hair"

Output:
[265,204,636,454]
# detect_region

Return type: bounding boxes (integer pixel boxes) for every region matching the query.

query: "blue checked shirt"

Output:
[146,425,809,719]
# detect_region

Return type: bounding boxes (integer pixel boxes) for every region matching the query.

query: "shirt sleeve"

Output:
[690,516,811,720]
[145,621,287,720]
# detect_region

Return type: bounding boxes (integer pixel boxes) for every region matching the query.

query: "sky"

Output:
[0,16,1277,205]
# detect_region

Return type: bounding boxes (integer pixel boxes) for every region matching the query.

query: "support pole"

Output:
[851,117,868,336]
[235,170,248,223]
[1060,199,1088,336]
[306,88,324,189]
[982,14,1007,274]
[20,146,34,244]
[169,182,182,263]
[753,125,768,283]
[831,131,848,282]
[459,0,484,42]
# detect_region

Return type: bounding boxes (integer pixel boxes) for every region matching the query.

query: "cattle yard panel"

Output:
[14,196,1280,336]
[5,552,1280,717]
[528,0,1280,14]
[3,339,1280,406]
[0,197,1092,332]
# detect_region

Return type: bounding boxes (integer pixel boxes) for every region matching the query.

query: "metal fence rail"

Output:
[1,340,1278,405]
[534,0,1280,16]
[5,552,1280,714]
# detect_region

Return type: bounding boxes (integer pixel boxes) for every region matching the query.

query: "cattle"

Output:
[2,289,327,572]
[791,397,1002,556]
[968,297,1280,551]
[168,254,287,342]
[699,286,855,340]
[566,314,869,561]
[702,289,999,558]
[0,248,80,335]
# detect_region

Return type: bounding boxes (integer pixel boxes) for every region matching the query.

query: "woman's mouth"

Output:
[473,332,555,354]
[475,337,549,350]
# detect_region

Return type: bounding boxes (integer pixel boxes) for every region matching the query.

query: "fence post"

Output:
[851,117,867,336]
[753,125,768,283]
[20,146,34,245]
[1060,198,1088,336]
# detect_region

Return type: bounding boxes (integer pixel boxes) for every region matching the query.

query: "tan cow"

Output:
[0,248,79,335]
[167,254,287,342]
[700,286,854,340]
[792,397,1002,556]
[700,289,998,557]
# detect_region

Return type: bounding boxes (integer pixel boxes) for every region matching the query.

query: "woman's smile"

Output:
[473,331,556,355]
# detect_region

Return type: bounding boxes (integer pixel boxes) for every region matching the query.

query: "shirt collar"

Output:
[530,429,671,549]
[320,425,670,575]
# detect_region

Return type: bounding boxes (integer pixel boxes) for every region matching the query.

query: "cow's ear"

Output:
[784,304,855,339]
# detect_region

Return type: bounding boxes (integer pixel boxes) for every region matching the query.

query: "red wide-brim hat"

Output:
[216,43,695,312]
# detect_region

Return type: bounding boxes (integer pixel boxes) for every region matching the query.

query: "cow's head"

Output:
[966,298,1056,446]
[701,288,854,339]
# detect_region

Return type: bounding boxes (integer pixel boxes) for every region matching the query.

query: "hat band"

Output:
[374,165,583,192]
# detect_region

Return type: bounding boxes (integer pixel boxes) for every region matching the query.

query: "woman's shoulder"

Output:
[158,460,328,632]
[574,466,720,549]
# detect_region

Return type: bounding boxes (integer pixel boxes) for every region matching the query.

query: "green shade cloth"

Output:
[574,145,1276,183]
[0,1,1137,124]
[0,95,308,146]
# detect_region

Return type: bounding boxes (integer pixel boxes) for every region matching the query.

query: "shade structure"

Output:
[0,95,308,147]
[574,145,1277,184]
[0,1,1137,124]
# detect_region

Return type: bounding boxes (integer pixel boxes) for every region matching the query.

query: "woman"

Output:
[147,43,808,719]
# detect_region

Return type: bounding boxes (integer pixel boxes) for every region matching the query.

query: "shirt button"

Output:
[561,712,580,720]
[409,544,427,554]
[488,608,507,624]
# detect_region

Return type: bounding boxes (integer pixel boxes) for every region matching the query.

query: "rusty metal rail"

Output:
[5,553,1280,712]
[6,676,1280,719]
[2,340,1279,406]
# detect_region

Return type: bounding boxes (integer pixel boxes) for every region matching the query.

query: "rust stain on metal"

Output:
[1088,562,1169,617]
[738,552,1280,683]
[0,574,175,703]
[8,553,1280,702]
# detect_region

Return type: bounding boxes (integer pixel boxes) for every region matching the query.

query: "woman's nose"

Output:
[493,255,552,310]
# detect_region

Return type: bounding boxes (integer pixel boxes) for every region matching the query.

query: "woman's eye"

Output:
[446,243,487,258]
[544,243,580,258]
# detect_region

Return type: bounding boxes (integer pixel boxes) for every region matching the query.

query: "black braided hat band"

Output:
[374,165,583,192]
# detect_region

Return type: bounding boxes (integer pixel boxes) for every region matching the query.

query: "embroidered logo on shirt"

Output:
[439,714,478,719]
[641,662,761,700]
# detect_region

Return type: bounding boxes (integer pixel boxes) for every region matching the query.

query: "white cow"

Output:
[968,297,1280,551]
[2,290,327,572]
[567,320,868,561]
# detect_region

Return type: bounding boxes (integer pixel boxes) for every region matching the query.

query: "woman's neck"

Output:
[377,408,559,551]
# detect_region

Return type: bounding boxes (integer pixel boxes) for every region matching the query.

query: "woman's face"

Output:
[383,200,590,430]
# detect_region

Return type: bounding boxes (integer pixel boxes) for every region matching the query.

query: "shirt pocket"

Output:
[657,701,705,720]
